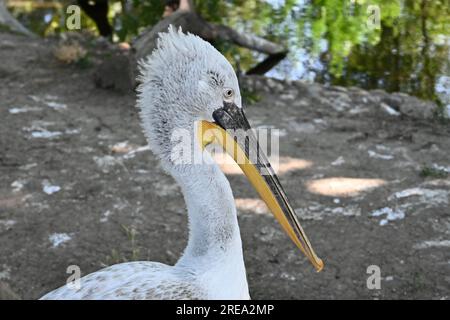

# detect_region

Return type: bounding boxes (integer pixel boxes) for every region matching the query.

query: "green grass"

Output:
[103,224,141,265]
[420,166,448,179]
[0,24,12,33]
[75,54,92,69]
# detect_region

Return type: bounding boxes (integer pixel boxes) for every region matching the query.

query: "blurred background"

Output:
[0,0,449,300]
[4,0,450,106]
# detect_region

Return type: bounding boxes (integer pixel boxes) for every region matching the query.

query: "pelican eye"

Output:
[223,88,234,101]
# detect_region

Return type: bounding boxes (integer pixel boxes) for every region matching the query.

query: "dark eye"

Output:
[223,88,234,101]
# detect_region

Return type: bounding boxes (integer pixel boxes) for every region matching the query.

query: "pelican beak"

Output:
[198,102,324,272]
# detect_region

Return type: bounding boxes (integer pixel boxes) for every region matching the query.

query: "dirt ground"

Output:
[1,31,449,300]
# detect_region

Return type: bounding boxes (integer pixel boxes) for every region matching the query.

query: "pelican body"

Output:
[41,27,322,300]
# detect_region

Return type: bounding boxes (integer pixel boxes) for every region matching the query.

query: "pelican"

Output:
[41,27,323,300]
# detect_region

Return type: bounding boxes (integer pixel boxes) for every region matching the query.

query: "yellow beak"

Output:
[198,113,323,272]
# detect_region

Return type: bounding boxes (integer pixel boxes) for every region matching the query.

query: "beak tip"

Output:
[314,258,324,272]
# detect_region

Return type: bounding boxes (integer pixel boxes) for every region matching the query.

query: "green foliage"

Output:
[222,0,448,103]
[10,1,98,36]
[298,0,399,77]
[75,54,92,69]
[194,0,296,72]
[295,0,449,103]
[113,0,165,41]
[0,23,13,33]
[8,0,450,105]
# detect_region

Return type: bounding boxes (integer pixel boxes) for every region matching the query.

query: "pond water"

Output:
[9,0,450,107]
[262,0,449,108]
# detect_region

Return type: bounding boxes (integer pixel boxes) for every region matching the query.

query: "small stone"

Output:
[279,92,296,101]
[397,96,437,119]
[331,156,345,166]
[330,85,347,93]
[265,78,284,92]
[48,233,72,247]
[42,180,61,195]
[94,53,134,92]
[380,102,400,116]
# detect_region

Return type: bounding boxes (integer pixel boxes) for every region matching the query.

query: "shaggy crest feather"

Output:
[136,26,241,169]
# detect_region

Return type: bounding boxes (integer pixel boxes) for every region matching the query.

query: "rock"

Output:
[287,121,316,134]
[348,86,367,94]
[294,81,321,98]
[397,95,436,120]
[291,98,309,108]
[0,64,19,79]
[279,91,296,101]
[240,77,254,90]
[94,52,134,92]
[382,93,403,109]
[329,85,348,93]
[363,90,438,120]
[0,39,15,49]
[265,78,284,92]
[251,77,267,92]
[323,91,352,112]
[380,102,401,116]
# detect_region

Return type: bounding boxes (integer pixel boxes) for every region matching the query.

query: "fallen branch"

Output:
[96,3,288,91]
[132,10,287,75]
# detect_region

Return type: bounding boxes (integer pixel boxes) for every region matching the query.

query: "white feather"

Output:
[41,26,249,300]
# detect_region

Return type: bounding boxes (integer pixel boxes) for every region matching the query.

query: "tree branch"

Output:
[246,52,287,75]
[0,0,35,37]
[132,11,287,75]
[209,24,286,55]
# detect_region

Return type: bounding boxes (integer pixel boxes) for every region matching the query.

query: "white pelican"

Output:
[41,27,323,300]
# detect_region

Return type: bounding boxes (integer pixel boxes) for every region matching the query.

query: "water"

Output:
[263,0,450,107]
[8,0,450,106]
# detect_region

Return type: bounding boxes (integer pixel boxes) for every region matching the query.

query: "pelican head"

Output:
[137,27,323,272]
[137,26,241,167]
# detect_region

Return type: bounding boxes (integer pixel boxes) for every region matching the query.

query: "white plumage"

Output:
[41,27,250,300]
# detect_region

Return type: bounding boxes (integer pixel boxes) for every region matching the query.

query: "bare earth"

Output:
[1,32,449,300]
